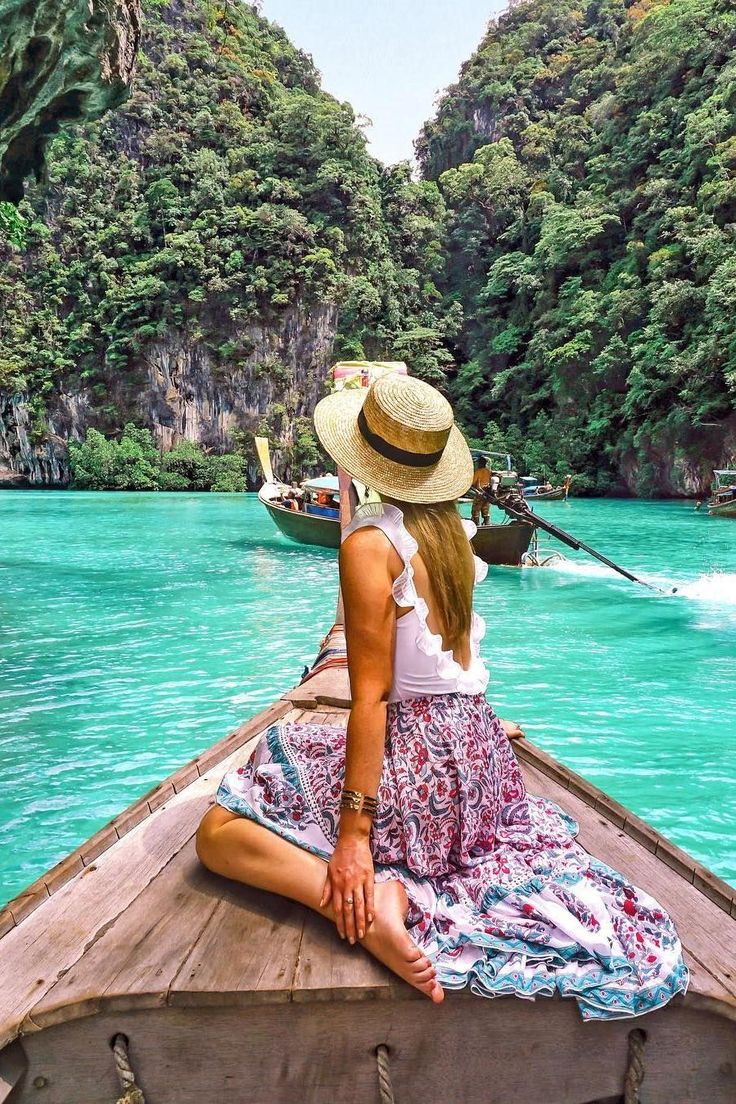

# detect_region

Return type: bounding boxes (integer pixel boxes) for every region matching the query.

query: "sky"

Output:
[260,1,507,166]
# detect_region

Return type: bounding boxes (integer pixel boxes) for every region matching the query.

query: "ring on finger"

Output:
[344,896,354,905]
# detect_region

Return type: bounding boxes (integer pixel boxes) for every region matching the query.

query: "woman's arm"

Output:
[319,526,398,943]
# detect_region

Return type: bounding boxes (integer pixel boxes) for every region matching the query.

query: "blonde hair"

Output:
[391,499,475,648]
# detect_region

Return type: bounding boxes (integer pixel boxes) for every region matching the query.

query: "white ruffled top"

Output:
[341,502,490,702]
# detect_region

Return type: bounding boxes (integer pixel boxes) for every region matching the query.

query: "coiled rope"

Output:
[376,1044,395,1104]
[111,1034,146,1104]
[624,1028,647,1104]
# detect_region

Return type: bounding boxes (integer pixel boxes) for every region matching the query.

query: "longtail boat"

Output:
[258,423,534,567]
[521,475,573,501]
[0,622,735,1103]
[259,475,533,566]
[259,478,342,550]
[707,470,736,518]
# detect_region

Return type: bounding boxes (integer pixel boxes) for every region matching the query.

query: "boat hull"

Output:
[1,632,734,1103]
[472,521,534,566]
[525,487,566,501]
[708,500,736,518]
[261,492,341,549]
[260,488,534,565]
[11,996,736,1104]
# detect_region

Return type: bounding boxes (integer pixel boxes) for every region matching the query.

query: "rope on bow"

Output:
[111,1034,146,1104]
[376,1044,395,1104]
[624,1028,647,1104]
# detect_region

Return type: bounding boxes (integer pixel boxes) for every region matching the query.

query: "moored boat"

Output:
[521,474,573,501]
[259,478,342,550]
[0,623,734,1103]
[707,470,736,517]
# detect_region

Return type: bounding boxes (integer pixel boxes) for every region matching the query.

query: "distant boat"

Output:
[521,475,572,501]
[707,469,736,518]
[258,475,343,550]
[257,443,533,566]
[256,468,531,565]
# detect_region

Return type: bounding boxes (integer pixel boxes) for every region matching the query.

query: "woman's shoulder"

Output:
[342,502,410,547]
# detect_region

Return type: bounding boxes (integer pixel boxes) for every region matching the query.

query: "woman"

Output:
[197,374,687,1019]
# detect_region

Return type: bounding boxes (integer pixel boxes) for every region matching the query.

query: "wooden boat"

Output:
[1,624,735,1103]
[261,482,532,566]
[707,470,736,518]
[472,517,534,565]
[260,477,534,566]
[521,475,573,501]
[259,480,341,550]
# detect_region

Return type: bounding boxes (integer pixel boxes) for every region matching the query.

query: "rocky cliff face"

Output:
[141,304,337,453]
[0,0,140,201]
[619,415,736,499]
[0,302,337,485]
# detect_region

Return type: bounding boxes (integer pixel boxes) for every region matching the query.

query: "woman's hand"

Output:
[500,718,525,740]
[320,829,375,943]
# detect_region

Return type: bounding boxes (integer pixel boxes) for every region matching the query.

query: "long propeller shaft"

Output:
[474,488,676,595]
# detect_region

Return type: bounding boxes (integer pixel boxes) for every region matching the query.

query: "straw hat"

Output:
[314,374,474,503]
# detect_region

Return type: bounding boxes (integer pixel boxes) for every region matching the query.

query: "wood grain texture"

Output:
[16,1000,736,1104]
[170,879,305,1007]
[27,841,220,1030]
[292,912,392,1003]
[284,666,351,709]
[0,730,267,1048]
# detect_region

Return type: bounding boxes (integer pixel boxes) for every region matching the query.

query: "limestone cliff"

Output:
[0,302,337,485]
[0,0,433,487]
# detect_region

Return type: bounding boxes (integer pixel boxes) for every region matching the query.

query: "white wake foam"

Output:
[548,559,736,604]
[676,571,736,605]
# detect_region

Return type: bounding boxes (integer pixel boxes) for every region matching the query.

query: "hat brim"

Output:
[314,389,474,504]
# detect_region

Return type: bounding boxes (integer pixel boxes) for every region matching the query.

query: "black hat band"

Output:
[358,407,445,469]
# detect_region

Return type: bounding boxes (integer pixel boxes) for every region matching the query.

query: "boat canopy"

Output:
[470,449,514,472]
[302,475,340,492]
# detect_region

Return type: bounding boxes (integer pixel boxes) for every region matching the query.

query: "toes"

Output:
[430,981,445,1004]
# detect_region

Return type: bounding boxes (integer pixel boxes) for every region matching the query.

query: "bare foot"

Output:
[360,880,444,1003]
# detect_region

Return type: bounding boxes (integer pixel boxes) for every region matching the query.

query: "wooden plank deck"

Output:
[1,657,735,1102]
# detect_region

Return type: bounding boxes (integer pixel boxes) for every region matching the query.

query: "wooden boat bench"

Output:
[0,661,734,1103]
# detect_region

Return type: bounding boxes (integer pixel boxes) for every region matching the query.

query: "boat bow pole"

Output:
[473,487,677,595]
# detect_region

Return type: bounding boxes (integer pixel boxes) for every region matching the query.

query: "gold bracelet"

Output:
[341,788,378,817]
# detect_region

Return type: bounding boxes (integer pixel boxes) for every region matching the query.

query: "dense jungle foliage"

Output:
[418,0,736,493]
[0,0,453,456]
[2,0,736,493]
[69,424,247,490]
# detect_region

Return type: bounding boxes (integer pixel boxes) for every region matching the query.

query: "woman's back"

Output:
[341,503,489,703]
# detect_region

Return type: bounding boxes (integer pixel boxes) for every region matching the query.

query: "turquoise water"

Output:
[1,490,734,904]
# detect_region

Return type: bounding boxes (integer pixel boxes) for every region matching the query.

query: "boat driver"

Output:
[471,456,491,525]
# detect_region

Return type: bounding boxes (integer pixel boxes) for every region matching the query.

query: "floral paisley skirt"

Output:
[216,693,687,1021]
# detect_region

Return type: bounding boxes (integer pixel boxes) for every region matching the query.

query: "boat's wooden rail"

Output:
[0,699,294,940]
[0,630,735,1102]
